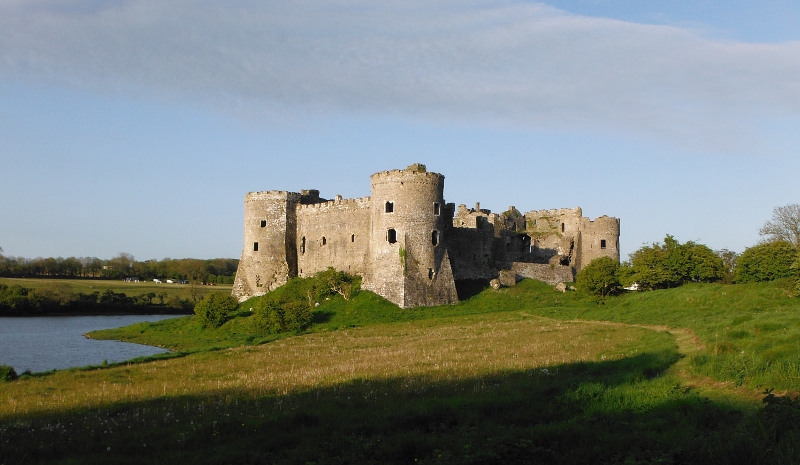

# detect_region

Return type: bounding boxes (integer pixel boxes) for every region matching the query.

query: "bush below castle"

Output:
[251,268,359,334]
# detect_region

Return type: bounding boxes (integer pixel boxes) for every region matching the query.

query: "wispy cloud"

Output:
[2,0,799,149]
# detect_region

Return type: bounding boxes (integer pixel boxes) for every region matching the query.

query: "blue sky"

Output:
[1,1,799,261]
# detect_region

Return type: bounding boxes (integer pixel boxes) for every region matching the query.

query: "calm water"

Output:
[0,315,179,373]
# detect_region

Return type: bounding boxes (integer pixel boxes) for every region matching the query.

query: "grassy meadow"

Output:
[3,279,800,463]
[0,277,232,303]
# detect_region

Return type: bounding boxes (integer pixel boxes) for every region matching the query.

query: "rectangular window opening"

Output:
[433,203,440,215]
[260,220,267,228]
[601,239,607,249]
[253,242,258,252]
[428,268,434,279]
[385,201,394,213]
[387,228,397,243]
[351,234,355,243]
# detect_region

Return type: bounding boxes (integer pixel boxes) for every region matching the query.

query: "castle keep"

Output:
[233,164,620,308]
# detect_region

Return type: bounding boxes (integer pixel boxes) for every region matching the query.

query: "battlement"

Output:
[370,164,445,185]
[296,196,371,211]
[244,190,302,202]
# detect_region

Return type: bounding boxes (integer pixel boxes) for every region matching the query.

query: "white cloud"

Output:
[1,0,799,150]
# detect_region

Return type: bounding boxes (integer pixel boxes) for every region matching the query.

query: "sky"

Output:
[1,0,799,262]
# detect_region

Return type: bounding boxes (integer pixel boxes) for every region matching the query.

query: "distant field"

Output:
[0,277,232,301]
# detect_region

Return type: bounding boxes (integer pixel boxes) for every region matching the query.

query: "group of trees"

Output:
[0,283,193,316]
[577,204,800,299]
[0,252,238,284]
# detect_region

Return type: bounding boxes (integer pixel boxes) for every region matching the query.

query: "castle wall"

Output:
[296,196,371,277]
[232,191,300,301]
[447,223,497,280]
[511,263,575,285]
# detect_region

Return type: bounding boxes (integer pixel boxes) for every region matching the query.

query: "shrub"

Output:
[253,294,312,334]
[625,235,725,290]
[576,256,621,299]
[251,268,357,334]
[194,293,239,328]
[0,364,18,382]
[735,241,798,283]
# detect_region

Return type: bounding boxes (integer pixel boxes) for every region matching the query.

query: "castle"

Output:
[232,164,620,308]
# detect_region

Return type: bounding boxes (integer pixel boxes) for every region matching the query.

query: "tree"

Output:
[194,293,239,328]
[759,204,800,248]
[0,364,17,382]
[626,235,725,290]
[735,241,797,283]
[716,249,738,284]
[576,256,621,299]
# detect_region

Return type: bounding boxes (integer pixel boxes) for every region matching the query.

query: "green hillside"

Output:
[2,279,800,463]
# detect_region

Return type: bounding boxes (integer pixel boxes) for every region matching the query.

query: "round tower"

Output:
[363,164,457,307]
[576,215,621,271]
[232,190,300,301]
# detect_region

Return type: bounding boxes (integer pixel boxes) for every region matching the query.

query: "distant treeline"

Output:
[0,254,238,284]
[0,284,193,316]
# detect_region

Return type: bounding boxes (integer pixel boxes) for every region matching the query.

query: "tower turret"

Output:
[232,191,300,301]
[363,164,458,308]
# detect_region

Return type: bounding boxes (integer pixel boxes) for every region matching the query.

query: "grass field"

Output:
[2,279,800,463]
[0,277,232,302]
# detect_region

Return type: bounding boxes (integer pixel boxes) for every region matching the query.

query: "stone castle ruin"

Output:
[233,164,620,308]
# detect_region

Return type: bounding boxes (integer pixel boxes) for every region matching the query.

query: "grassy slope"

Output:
[93,278,800,391]
[3,279,800,463]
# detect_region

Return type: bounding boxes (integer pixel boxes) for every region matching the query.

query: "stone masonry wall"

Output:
[511,262,575,285]
[296,196,371,277]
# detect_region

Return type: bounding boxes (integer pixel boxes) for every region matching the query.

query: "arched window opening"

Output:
[387,229,397,243]
[431,230,439,246]
[385,201,394,213]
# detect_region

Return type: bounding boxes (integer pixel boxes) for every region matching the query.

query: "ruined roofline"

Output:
[523,207,583,218]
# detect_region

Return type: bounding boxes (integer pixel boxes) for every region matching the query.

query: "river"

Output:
[0,315,178,373]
